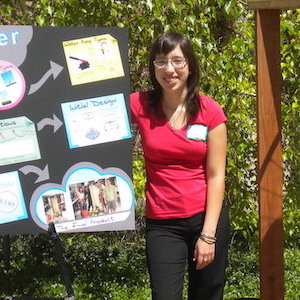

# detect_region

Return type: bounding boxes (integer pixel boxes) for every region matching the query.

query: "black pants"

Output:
[146,203,230,300]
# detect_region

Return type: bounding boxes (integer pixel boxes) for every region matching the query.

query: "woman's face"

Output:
[154,44,189,95]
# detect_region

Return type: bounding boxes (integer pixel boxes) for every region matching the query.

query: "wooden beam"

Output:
[256,9,284,300]
[248,0,300,9]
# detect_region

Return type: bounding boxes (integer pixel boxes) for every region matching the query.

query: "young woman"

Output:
[130,32,230,300]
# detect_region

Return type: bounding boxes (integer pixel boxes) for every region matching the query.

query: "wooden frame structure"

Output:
[247,1,300,299]
[248,0,300,9]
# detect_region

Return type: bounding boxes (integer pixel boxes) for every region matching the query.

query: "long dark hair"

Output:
[148,32,200,117]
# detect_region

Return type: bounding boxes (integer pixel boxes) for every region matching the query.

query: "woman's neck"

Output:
[161,88,187,109]
[161,88,188,129]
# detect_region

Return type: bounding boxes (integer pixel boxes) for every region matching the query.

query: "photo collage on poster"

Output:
[31,164,134,233]
[43,177,121,223]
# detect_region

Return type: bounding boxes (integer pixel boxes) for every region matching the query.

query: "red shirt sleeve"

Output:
[199,94,227,130]
[130,92,138,124]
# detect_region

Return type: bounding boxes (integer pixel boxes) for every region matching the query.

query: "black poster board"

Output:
[0,26,135,235]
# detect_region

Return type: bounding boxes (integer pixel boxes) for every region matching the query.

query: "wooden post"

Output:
[256,10,285,300]
[248,0,300,9]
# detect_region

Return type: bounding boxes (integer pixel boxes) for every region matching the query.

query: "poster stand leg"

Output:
[48,223,75,300]
[2,235,12,299]
[1,231,75,300]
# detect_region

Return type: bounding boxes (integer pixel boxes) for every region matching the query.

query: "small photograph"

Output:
[69,176,121,219]
[0,90,12,107]
[69,183,89,219]
[1,70,16,87]
[102,177,121,214]
[43,193,67,224]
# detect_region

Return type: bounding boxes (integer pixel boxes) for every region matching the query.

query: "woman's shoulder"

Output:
[130,91,152,122]
[130,91,151,102]
[197,93,227,127]
[198,94,222,109]
[130,91,152,111]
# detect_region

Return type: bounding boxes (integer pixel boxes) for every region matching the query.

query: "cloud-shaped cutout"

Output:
[0,26,33,67]
[29,162,135,232]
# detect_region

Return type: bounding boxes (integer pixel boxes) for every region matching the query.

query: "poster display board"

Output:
[0,26,135,234]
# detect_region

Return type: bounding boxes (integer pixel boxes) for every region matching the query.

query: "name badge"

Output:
[187,124,208,141]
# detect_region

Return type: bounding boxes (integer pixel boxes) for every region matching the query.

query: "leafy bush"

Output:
[2,234,299,299]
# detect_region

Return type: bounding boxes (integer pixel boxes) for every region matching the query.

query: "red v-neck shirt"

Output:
[130,91,227,219]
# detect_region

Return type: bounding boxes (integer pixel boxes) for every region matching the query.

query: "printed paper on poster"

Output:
[61,93,131,149]
[0,171,28,225]
[0,116,41,166]
[0,60,26,110]
[62,34,125,86]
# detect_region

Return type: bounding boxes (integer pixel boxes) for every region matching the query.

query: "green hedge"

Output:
[1,233,300,299]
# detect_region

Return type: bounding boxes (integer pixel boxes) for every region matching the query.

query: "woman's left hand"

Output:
[193,237,215,270]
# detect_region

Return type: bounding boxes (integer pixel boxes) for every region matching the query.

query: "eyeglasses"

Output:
[153,59,187,69]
